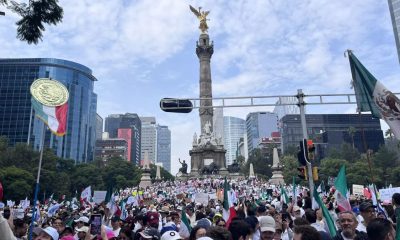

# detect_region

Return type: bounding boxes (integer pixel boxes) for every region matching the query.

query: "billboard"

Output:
[118,128,132,162]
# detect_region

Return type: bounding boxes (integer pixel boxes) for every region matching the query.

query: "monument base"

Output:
[189,145,227,178]
[139,170,152,188]
[269,170,285,185]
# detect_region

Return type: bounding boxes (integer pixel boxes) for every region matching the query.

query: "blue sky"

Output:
[1,0,399,174]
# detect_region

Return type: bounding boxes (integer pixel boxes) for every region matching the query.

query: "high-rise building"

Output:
[246,112,279,153]
[213,108,224,143]
[0,58,97,163]
[96,114,103,140]
[140,117,157,165]
[388,0,400,63]
[156,125,171,172]
[95,133,128,161]
[273,96,300,120]
[223,116,246,165]
[280,114,384,157]
[104,113,141,165]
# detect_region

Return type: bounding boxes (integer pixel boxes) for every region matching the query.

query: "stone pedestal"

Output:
[139,169,152,188]
[269,169,285,185]
[189,144,227,177]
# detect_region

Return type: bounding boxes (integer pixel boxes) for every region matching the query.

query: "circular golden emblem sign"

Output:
[30,78,69,107]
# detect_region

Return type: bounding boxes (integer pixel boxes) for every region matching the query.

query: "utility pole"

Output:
[297,89,314,200]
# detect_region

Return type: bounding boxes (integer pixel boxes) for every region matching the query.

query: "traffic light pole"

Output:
[297,89,314,200]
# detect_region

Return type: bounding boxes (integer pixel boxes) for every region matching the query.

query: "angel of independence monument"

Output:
[188,6,228,177]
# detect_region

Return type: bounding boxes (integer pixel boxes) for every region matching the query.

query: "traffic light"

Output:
[312,167,319,181]
[297,166,307,180]
[160,98,193,113]
[297,139,308,166]
[307,140,315,161]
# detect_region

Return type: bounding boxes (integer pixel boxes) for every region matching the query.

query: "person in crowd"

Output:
[259,216,276,240]
[139,227,161,240]
[304,209,325,232]
[215,218,226,228]
[293,225,321,240]
[33,226,59,240]
[333,211,368,240]
[367,218,396,240]
[52,217,65,234]
[356,202,376,233]
[229,219,252,240]
[75,226,88,240]
[161,230,183,240]
[206,226,231,240]
[189,226,207,240]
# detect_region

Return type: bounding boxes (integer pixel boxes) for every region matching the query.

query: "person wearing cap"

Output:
[161,230,183,240]
[73,216,89,230]
[139,227,161,240]
[33,226,59,240]
[147,212,161,229]
[356,202,376,233]
[75,226,88,240]
[259,216,276,240]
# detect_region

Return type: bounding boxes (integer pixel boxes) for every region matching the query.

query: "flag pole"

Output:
[27,105,33,145]
[28,121,46,240]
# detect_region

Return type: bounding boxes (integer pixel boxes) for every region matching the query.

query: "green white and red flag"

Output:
[31,97,68,136]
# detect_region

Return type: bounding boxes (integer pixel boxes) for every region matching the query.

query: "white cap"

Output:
[259,216,275,233]
[34,227,59,240]
[161,231,183,240]
[74,216,89,223]
[76,226,89,232]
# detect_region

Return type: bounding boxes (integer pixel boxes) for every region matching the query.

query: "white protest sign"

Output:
[92,191,107,204]
[194,192,209,205]
[0,202,4,209]
[379,187,400,201]
[352,184,364,195]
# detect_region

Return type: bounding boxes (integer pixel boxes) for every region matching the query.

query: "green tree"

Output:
[0,166,35,200]
[150,164,174,181]
[318,158,348,184]
[1,0,63,44]
[281,155,301,184]
[348,126,356,149]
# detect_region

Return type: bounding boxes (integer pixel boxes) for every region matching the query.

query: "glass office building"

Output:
[246,112,279,153]
[280,114,384,157]
[156,125,171,173]
[0,58,97,163]
[223,116,246,166]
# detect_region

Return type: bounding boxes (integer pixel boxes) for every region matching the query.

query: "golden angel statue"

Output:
[189,5,210,33]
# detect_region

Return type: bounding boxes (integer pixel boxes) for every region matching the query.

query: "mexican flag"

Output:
[334,166,351,212]
[31,97,68,136]
[348,51,400,139]
[280,186,289,204]
[313,187,337,237]
[222,177,236,228]
[179,207,192,238]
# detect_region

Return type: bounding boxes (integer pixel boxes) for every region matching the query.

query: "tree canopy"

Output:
[0,136,174,201]
[1,0,63,44]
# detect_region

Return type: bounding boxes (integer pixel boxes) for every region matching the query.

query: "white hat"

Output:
[74,216,89,223]
[259,216,275,233]
[34,227,59,240]
[293,206,301,212]
[161,231,183,240]
[76,226,89,232]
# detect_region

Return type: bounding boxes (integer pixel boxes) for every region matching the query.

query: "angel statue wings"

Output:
[189,5,210,33]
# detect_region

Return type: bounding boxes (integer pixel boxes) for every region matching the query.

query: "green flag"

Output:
[292,176,296,204]
[313,187,337,237]
[348,50,400,139]
[280,186,289,204]
[334,165,351,211]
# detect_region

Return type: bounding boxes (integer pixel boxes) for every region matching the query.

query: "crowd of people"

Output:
[0,178,399,240]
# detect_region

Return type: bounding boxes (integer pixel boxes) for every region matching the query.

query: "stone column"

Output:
[196,33,214,134]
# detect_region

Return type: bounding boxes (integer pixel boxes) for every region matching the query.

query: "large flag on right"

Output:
[348,50,400,139]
